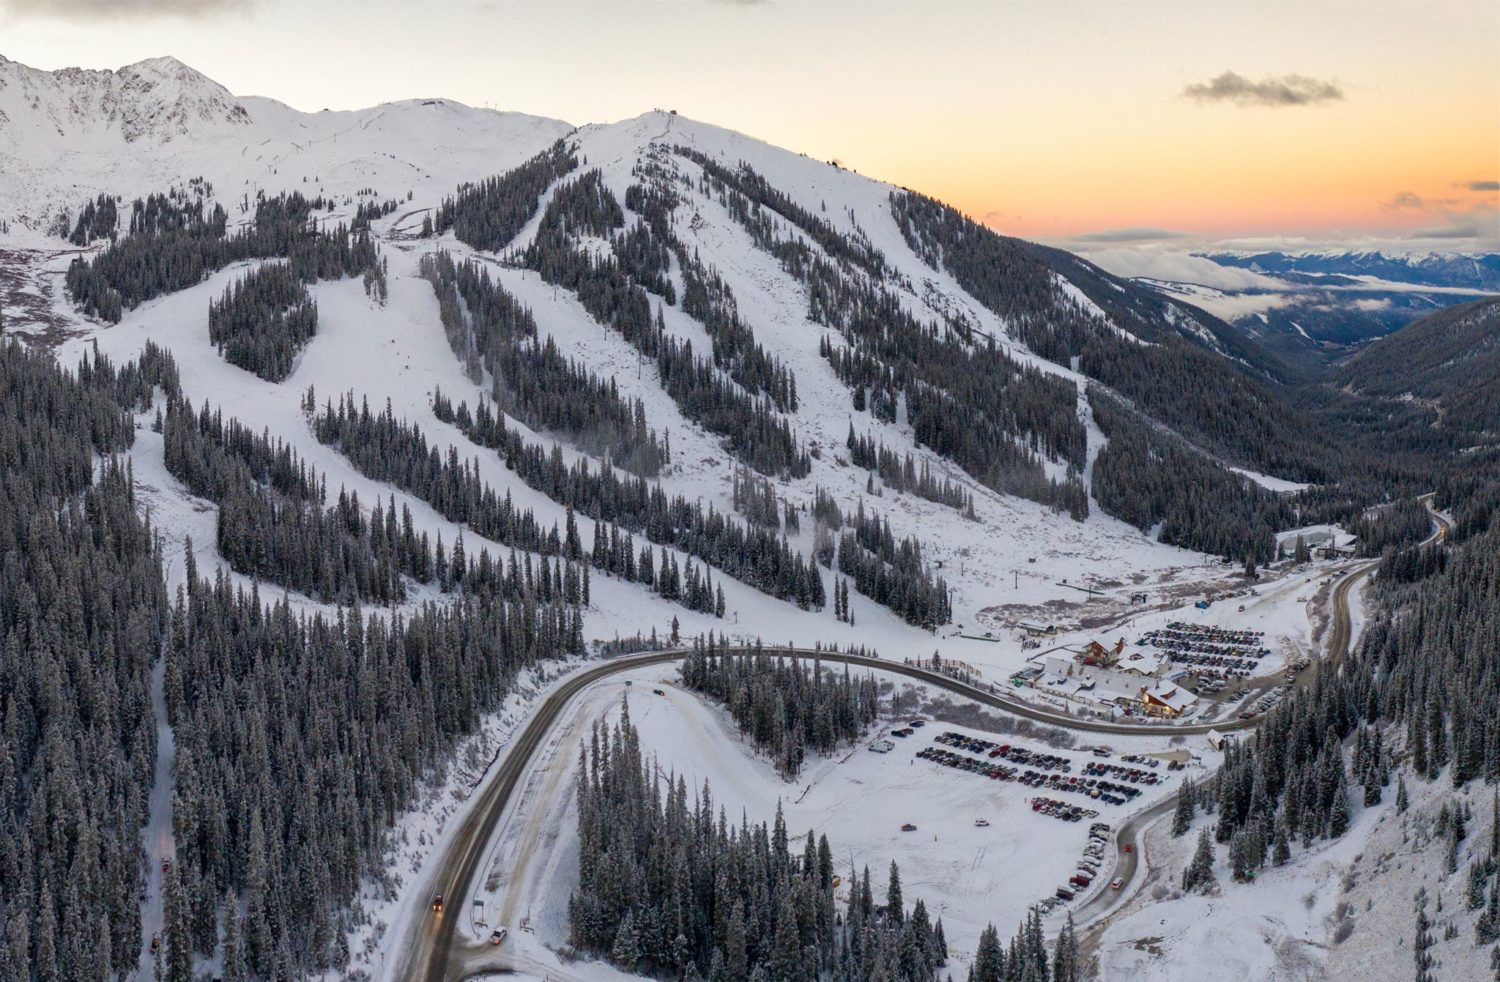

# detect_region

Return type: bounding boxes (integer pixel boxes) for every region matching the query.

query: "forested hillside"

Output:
[1337,296,1500,446]
[890,190,1331,484]
[0,342,171,979]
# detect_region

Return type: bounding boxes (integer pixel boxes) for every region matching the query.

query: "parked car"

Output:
[974,819,990,827]
[901,823,918,832]
[653,688,665,696]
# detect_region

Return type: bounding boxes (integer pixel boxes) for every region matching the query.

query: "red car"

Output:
[1122,843,1134,853]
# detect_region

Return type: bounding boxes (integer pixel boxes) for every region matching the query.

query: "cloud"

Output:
[1465,180,1500,192]
[1071,227,1189,244]
[1167,290,1292,323]
[1078,249,1288,292]
[1407,203,1500,242]
[1182,71,1343,108]
[1382,190,1428,211]
[1409,222,1484,240]
[1379,188,1499,242]
[0,0,255,22]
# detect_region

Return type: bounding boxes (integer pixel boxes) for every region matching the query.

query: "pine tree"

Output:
[164,869,191,982]
[886,861,904,924]
[1273,818,1291,866]
[611,909,641,970]
[221,892,246,982]
[1414,890,1435,981]
[1470,861,1489,911]
[1480,880,1500,946]
[1172,776,1196,836]
[1053,913,1079,982]
[1183,830,1217,893]
[969,924,1004,982]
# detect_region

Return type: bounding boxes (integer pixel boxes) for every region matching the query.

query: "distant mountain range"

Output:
[1205,250,1500,292]
[1127,249,1497,367]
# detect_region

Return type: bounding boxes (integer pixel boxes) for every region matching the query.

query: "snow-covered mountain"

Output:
[1,51,1335,584]
[0,49,1344,641]
[0,50,1335,631]
[1205,249,1500,293]
[0,54,248,145]
[7,52,1489,982]
[0,53,573,230]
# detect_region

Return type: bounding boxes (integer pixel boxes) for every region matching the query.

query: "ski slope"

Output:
[0,52,1354,982]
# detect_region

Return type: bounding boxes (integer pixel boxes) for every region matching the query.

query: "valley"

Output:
[0,34,1496,982]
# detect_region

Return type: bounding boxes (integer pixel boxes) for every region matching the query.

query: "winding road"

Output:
[400,498,1453,981]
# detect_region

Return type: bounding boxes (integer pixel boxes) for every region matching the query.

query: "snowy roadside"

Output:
[335,653,594,981]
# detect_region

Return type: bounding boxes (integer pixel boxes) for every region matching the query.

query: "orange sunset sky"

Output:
[3,0,1496,246]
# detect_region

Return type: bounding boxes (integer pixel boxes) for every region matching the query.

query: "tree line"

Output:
[625,163,800,414]
[420,250,669,476]
[520,169,810,479]
[835,500,952,629]
[312,391,722,617]
[64,192,119,245]
[1088,387,1292,564]
[425,390,840,615]
[432,139,579,250]
[162,396,442,604]
[679,643,879,778]
[65,190,380,324]
[207,263,318,382]
[889,188,1332,486]
[847,423,975,514]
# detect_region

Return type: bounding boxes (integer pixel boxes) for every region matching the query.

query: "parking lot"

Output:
[1139,622,1270,679]
[917,732,1150,809]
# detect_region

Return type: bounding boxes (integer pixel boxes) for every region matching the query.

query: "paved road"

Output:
[405,498,1456,980]
[1070,795,1175,929]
